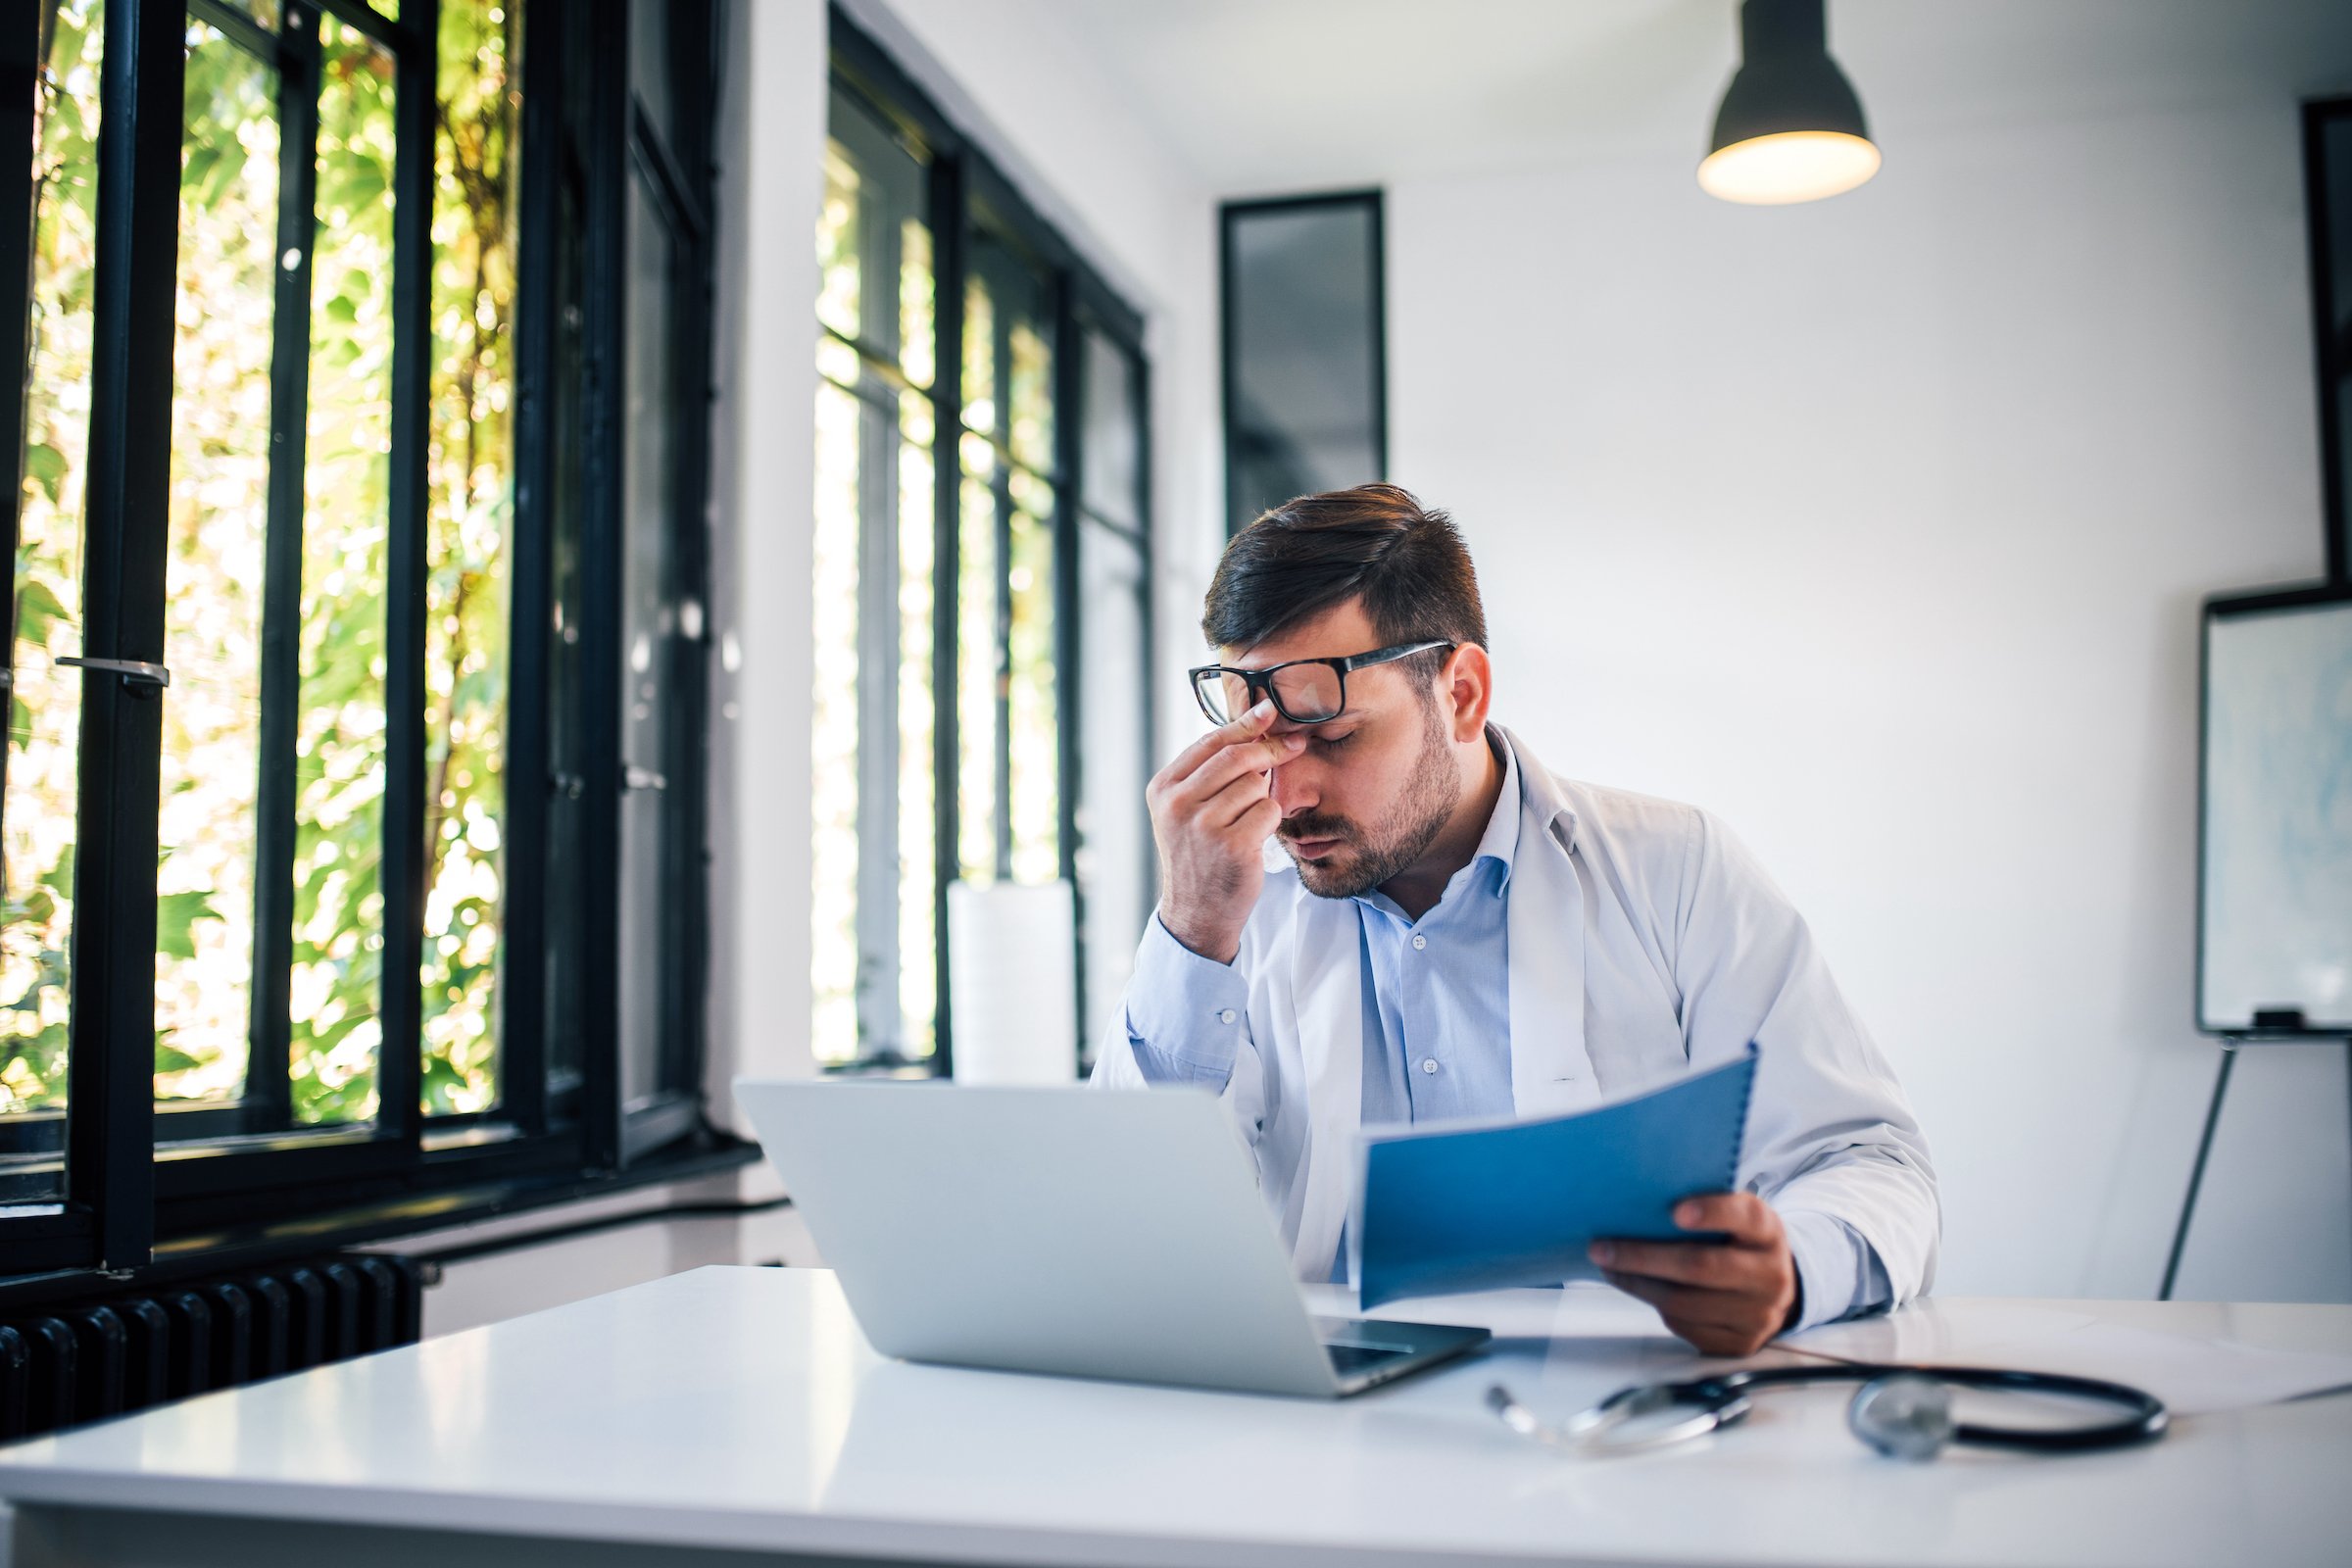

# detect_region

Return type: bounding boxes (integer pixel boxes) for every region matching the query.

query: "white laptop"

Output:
[734,1078,1490,1398]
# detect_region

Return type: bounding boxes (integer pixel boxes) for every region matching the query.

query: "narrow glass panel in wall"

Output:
[1004,309,1056,885]
[1077,521,1148,1045]
[0,0,104,1182]
[811,87,936,1064]
[286,13,399,1125]
[955,278,997,887]
[542,140,588,1108]
[1073,325,1151,1052]
[1222,193,1384,533]
[420,0,520,1115]
[155,13,279,1117]
[1081,328,1142,533]
[961,227,1058,887]
[618,165,675,1114]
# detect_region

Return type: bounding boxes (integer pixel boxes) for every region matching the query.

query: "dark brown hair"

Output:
[1202,484,1488,655]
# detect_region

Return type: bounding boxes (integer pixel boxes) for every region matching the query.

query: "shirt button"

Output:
[1217,1008,1237,1025]
[1420,1057,1440,1075]
[1411,934,1427,951]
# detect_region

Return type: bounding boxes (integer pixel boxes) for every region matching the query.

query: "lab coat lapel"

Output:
[1289,888,1363,1276]
[1495,727,1603,1116]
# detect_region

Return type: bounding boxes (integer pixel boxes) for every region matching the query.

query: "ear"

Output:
[1440,644,1493,742]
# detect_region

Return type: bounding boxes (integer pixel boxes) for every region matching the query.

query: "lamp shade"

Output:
[1699,0,1880,205]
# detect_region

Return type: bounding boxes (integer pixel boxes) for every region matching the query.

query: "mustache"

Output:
[1278,813,1354,843]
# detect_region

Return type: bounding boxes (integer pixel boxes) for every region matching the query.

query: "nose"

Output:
[1268,748,1317,817]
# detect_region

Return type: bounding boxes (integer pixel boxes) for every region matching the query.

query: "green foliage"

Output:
[2,0,103,1115]
[416,0,516,1118]
[155,890,223,963]
[4,0,519,1127]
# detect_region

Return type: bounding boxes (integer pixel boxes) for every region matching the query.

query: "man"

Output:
[1091,484,1936,1356]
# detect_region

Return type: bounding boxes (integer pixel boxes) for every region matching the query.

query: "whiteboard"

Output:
[2198,593,2352,1033]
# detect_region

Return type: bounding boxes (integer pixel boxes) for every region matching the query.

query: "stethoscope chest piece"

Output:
[1846,1373,1956,1461]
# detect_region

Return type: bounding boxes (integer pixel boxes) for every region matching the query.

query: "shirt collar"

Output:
[1471,726,1522,895]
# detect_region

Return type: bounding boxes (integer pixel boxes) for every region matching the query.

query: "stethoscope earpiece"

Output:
[1846,1373,1956,1461]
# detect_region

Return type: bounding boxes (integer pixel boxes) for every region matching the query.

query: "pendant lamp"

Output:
[1698,0,1879,205]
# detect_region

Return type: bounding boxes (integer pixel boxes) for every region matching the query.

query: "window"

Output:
[1221,191,1387,533]
[2308,97,2352,582]
[0,0,731,1283]
[814,14,1154,1075]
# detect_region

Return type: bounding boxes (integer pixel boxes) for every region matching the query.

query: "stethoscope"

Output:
[1488,1363,2170,1460]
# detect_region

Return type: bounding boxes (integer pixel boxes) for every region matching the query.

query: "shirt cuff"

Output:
[1120,914,1252,1090]
[1781,1208,1894,1332]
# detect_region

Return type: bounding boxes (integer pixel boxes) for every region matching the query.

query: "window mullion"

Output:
[244,5,324,1138]
[1132,352,1157,927]
[375,0,442,1151]
[499,0,564,1139]
[575,0,628,1166]
[662,0,716,1103]
[1052,277,1084,1068]
[68,0,189,1268]
[989,258,1013,883]
[928,154,964,1078]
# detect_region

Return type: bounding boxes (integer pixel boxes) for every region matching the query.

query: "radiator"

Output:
[0,1252,428,1441]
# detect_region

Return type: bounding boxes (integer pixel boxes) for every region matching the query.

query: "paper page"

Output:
[1791,1302,2352,1415]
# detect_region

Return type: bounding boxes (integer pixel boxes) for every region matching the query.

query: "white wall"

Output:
[705,0,828,1131]
[1389,88,2346,1299]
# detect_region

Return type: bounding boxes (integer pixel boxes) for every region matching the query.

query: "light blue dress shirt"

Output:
[1119,741,1891,1330]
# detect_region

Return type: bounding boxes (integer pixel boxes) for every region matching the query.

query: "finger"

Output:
[1159,700,1279,784]
[1671,1193,1781,1246]
[1598,1270,1756,1334]
[1196,765,1279,831]
[1168,727,1303,803]
[1590,1239,1771,1293]
[1226,795,1281,844]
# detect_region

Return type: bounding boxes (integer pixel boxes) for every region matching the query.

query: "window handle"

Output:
[58,656,172,692]
[621,764,667,793]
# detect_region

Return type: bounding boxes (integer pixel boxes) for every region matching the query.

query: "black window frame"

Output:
[824,7,1154,1077]
[1218,188,1388,535]
[0,0,745,1298]
[2306,95,2352,586]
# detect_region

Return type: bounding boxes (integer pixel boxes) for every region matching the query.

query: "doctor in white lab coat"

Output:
[1091,485,1936,1355]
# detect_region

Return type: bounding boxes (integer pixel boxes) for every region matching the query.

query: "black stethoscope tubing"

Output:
[1658,1362,2170,1452]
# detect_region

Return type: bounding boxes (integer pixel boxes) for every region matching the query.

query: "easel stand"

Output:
[2160,1032,2352,1300]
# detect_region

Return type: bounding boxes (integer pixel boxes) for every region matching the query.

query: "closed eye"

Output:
[1312,729,1356,749]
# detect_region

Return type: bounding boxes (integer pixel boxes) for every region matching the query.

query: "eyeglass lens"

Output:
[1211,662,1345,724]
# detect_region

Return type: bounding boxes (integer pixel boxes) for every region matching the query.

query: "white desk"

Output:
[1,1265,2347,1568]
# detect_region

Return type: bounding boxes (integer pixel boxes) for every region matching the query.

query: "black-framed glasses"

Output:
[1189,640,1453,726]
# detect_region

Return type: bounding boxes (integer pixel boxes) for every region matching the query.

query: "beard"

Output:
[1277,698,1462,901]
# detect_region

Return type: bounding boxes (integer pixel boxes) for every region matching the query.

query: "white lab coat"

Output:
[1091,725,1939,1302]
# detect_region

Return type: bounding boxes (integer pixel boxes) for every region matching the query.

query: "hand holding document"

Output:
[1350,1049,1757,1310]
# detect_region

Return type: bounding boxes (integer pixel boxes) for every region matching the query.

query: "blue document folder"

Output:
[1351,1048,1758,1309]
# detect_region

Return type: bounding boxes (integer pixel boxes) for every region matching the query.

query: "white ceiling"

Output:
[1044,0,2352,196]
